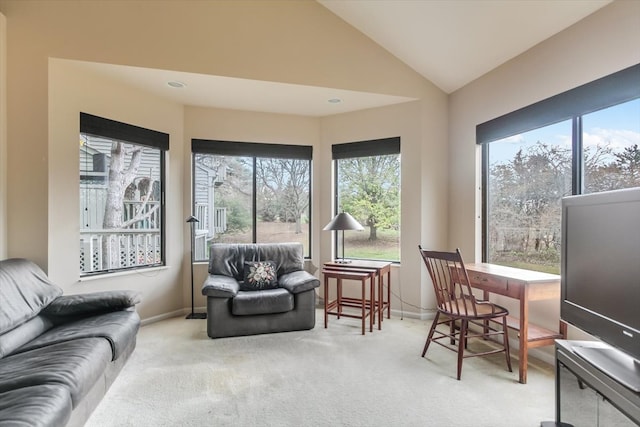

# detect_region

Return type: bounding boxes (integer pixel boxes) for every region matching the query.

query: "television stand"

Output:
[573,345,640,393]
[541,340,640,426]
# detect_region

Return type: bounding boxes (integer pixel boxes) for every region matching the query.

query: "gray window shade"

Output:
[80,112,169,150]
[476,63,640,145]
[192,139,312,160]
[332,137,400,159]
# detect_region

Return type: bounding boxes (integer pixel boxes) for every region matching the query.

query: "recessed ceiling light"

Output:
[167,81,186,88]
[328,98,342,104]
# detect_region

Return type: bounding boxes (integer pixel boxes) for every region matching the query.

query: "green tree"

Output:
[338,154,400,241]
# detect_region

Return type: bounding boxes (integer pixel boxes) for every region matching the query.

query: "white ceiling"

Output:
[72,0,612,117]
[319,0,612,94]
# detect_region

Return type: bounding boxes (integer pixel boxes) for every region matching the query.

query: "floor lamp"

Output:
[186,215,207,319]
[323,212,364,263]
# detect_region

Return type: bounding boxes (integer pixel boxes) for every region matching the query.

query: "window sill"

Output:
[78,265,170,282]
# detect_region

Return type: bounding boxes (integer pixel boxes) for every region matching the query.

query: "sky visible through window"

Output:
[490,98,640,165]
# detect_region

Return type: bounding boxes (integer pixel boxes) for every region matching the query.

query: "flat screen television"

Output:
[561,187,640,391]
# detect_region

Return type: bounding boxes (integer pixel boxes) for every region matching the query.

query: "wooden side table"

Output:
[322,266,376,334]
[324,260,392,327]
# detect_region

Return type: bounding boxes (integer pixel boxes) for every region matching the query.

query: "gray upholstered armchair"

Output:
[201,242,319,338]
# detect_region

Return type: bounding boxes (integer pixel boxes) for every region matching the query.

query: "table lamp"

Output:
[323,212,364,263]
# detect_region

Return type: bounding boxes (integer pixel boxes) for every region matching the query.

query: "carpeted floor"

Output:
[85,309,555,427]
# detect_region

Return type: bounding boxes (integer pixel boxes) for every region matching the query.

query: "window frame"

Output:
[191,139,313,260]
[478,63,640,263]
[79,113,169,276]
[332,137,401,263]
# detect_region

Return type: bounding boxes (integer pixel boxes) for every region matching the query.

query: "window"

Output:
[480,64,640,274]
[80,113,168,276]
[333,137,401,262]
[582,99,640,194]
[192,139,312,261]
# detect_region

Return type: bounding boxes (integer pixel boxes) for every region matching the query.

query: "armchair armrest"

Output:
[279,270,320,294]
[202,275,240,298]
[42,290,141,319]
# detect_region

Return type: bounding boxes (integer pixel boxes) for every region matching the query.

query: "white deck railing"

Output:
[80,229,161,274]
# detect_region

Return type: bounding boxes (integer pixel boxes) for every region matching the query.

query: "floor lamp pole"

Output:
[186,216,206,319]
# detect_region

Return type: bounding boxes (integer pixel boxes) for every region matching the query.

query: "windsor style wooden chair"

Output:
[419,246,512,380]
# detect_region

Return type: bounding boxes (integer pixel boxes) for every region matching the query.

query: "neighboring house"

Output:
[193,161,227,259]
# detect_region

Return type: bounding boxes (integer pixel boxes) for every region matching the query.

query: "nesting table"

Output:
[322,260,392,334]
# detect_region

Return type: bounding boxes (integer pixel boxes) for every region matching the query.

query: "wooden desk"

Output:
[324,260,392,325]
[464,263,566,384]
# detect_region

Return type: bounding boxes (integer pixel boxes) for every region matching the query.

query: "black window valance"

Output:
[332,137,401,159]
[476,63,640,145]
[192,139,312,160]
[80,112,169,150]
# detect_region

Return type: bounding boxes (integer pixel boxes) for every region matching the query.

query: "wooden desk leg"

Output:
[377,272,382,330]
[324,275,329,329]
[482,290,490,336]
[361,279,366,335]
[386,269,391,319]
[560,320,567,339]
[370,276,374,333]
[519,291,529,384]
[337,278,342,319]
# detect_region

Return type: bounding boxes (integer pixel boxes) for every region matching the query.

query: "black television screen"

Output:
[561,187,640,363]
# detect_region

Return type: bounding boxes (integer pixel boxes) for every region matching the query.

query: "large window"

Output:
[333,137,401,262]
[480,64,640,274]
[192,140,312,261]
[80,113,168,276]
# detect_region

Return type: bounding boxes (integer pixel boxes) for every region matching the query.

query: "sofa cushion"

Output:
[209,244,258,279]
[258,243,304,276]
[0,384,72,427]
[208,243,304,280]
[0,315,53,359]
[18,311,140,361]
[241,261,278,291]
[0,337,112,406]
[232,288,294,316]
[0,258,63,335]
[202,275,240,298]
[279,270,320,294]
[42,290,141,320]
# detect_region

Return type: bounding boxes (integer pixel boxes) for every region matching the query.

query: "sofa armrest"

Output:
[42,290,141,319]
[202,275,240,298]
[278,270,319,294]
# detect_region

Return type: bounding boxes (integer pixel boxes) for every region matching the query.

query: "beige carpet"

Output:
[85,309,555,427]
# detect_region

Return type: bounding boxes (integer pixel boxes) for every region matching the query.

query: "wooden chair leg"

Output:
[502,316,513,372]
[422,312,440,357]
[449,318,456,345]
[457,319,468,380]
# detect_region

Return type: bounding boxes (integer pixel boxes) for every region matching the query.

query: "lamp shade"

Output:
[323,212,364,231]
[186,215,199,223]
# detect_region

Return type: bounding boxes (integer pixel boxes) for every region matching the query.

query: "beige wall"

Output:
[4,0,634,333]
[48,59,186,320]
[0,0,444,320]
[320,97,448,315]
[0,12,6,260]
[449,0,640,352]
[184,106,323,312]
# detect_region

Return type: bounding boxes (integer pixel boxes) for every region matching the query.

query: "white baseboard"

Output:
[141,306,206,326]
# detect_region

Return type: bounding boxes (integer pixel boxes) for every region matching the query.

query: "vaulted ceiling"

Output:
[70,0,613,116]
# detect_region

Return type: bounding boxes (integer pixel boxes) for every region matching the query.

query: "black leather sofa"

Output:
[0,258,140,427]
[202,242,319,338]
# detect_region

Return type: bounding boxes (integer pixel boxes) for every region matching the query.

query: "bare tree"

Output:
[256,158,309,233]
[102,142,160,268]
